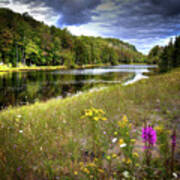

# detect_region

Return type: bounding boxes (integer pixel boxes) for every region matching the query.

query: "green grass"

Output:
[0,68,179,179]
[0,63,110,73]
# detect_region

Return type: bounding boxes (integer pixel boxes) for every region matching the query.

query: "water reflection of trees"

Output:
[0,71,128,109]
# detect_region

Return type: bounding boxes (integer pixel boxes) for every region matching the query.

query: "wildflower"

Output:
[88,163,96,167]
[118,138,124,145]
[98,168,104,174]
[17,115,22,118]
[93,117,99,121]
[98,109,105,114]
[135,163,140,167]
[101,117,107,121]
[112,153,117,158]
[142,126,157,146]
[85,110,93,117]
[120,143,127,148]
[114,131,118,136]
[19,130,23,133]
[112,138,117,143]
[74,171,78,175]
[122,171,129,178]
[131,139,136,143]
[133,152,139,158]
[118,116,129,128]
[171,130,176,149]
[172,172,178,179]
[79,162,84,167]
[83,168,90,174]
[17,167,22,172]
[119,138,127,148]
[126,158,132,164]
[155,125,164,133]
[106,155,111,160]
[122,115,128,123]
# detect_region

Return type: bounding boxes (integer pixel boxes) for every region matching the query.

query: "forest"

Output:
[0,8,145,67]
[148,36,180,72]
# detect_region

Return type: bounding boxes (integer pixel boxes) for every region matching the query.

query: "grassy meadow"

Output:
[0,68,179,179]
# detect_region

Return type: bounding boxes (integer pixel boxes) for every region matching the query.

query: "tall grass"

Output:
[0,68,179,179]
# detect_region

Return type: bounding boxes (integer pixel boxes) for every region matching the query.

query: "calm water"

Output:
[0,65,156,109]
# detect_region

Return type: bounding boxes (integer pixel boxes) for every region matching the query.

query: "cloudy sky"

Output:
[0,0,180,54]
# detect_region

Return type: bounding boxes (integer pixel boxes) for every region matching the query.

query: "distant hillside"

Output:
[0,8,145,67]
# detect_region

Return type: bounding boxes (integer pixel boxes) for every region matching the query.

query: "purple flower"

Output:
[17,167,22,172]
[171,131,176,149]
[142,126,157,146]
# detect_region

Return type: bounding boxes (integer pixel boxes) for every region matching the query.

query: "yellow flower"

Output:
[126,158,132,164]
[88,163,96,167]
[131,139,136,143]
[74,171,78,175]
[135,163,140,167]
[79,162,84,167]
[114,131,118,135]
[106,155,111,160]
[118,121,124,128]
[101,117,107,121]
[112,154,117,158]
[83,168,90,174]
[98,168,104,174]
[133,152,139,158]
[155,125,164,133]
[85,110,93,117]
[118,138,124,145]
[98,109,105,114]
[122,115,128,123]
[93,117,99,121]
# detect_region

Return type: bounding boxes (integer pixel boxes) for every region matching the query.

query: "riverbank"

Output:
[0,68,179,179]
[0,63,149,73]
[0,63,112,73]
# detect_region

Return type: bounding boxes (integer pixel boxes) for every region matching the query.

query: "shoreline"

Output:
[0,63,149,73]
[0,63,110,73]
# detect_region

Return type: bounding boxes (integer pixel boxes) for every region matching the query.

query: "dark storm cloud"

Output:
[12,0,102,25]
[94,0,180,50]
[2,0,180,53]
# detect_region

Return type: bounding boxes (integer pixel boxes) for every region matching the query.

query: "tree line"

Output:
[148,36,180,72]
[0,8,145,67]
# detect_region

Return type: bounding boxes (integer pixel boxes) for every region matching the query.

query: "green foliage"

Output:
[149,37,180,72]
[0,8,145,67]
[147,45,163,64]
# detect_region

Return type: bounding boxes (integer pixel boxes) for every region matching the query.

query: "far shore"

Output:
[0,63,148,73]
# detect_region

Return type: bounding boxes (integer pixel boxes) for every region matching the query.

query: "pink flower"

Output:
[142,126,157,146]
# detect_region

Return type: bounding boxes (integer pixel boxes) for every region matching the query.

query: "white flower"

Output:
[172,172,178,179]
[112,138,117,143]
[120,143,127,148]
[123,171,129,178]
[19,130,23,133]
[17,115,22,118]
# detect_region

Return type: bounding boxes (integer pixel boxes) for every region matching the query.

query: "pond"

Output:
[0,64,157,109]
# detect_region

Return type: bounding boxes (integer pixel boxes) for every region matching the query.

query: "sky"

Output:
[0,0,180,54]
